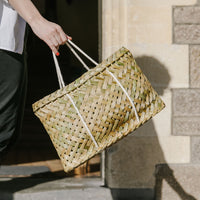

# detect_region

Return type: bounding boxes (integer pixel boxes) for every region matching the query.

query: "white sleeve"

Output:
[2,0,15,10]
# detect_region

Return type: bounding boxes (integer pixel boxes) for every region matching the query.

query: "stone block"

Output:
[129,44,189,88]
[191,136,200,163]
[174,6,200,24]
[155,164,200,200]
[173,89,200,116]
[157,136,190,163]
[127,5,172,44]
[174,24,200,44]
[152,89,171,137]
[126,0,197,6]
[105,135,190,188]
[189,45,200,87]
[173,117,200,136]
[105,136,165,188]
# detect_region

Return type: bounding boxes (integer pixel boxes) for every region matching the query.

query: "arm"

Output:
[8,0,71,55]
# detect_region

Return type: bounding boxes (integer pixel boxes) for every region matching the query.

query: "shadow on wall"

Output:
[109,56,197,200]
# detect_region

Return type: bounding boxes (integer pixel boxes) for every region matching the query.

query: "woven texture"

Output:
[32,47,165,173]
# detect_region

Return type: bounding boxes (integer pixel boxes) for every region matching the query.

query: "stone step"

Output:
[0,166,50,177]
[155,164,200,200]
[0,177,112,200]
[0,176,155,200]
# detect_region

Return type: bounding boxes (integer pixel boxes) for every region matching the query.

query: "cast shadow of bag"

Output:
[109,56,197,200]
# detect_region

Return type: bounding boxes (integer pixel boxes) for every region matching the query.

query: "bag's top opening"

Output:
[32,47,131,112]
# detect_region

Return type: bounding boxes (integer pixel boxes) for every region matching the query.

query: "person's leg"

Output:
[0,49,27,160]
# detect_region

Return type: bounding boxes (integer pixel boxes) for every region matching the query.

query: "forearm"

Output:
[8,0,70,55]
[8,0,44,27]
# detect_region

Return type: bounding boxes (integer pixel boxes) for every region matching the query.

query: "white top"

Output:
[0,0,26,54]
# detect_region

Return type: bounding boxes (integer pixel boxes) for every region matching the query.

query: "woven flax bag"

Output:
[32,40,165,173]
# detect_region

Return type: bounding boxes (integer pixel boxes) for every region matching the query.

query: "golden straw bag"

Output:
[32,40,165,173]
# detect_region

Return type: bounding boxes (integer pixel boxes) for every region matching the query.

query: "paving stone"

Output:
[0,178,110,200]
[189,45,200,87]
[173,117,200,136]
[172,89,200,116]
[174,6,200,24]
[174,24,200,44]
[191,136,200,163]
[0,166,50,176]
[0,177,153,200]
[155,164,200,200]
[1,188,112,200]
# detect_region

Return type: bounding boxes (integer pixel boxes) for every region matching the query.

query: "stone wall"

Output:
[173,1,200,172]
[102,0,198,195]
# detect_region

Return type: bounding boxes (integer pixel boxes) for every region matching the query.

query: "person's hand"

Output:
[8,0,72,55]
[30,18,72,55]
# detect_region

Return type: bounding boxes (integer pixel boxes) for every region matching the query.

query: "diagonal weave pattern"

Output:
[32,47,165,173]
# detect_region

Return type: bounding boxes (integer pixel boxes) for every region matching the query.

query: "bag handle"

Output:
[52,40,98,88]
[52,42,99,148]
[66,39,98,68]
[52,40,140,148]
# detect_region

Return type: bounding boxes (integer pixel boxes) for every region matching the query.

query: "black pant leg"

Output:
[0,50,27,158]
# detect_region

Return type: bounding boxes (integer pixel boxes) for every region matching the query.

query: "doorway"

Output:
[2,0,101,178]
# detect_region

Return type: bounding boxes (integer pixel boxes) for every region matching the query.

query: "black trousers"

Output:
[0,49,27,159]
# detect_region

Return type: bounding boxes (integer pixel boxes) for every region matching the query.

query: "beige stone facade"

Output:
[103,0,198,194]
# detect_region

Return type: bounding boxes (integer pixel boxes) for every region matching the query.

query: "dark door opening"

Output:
[2,0,100,178]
